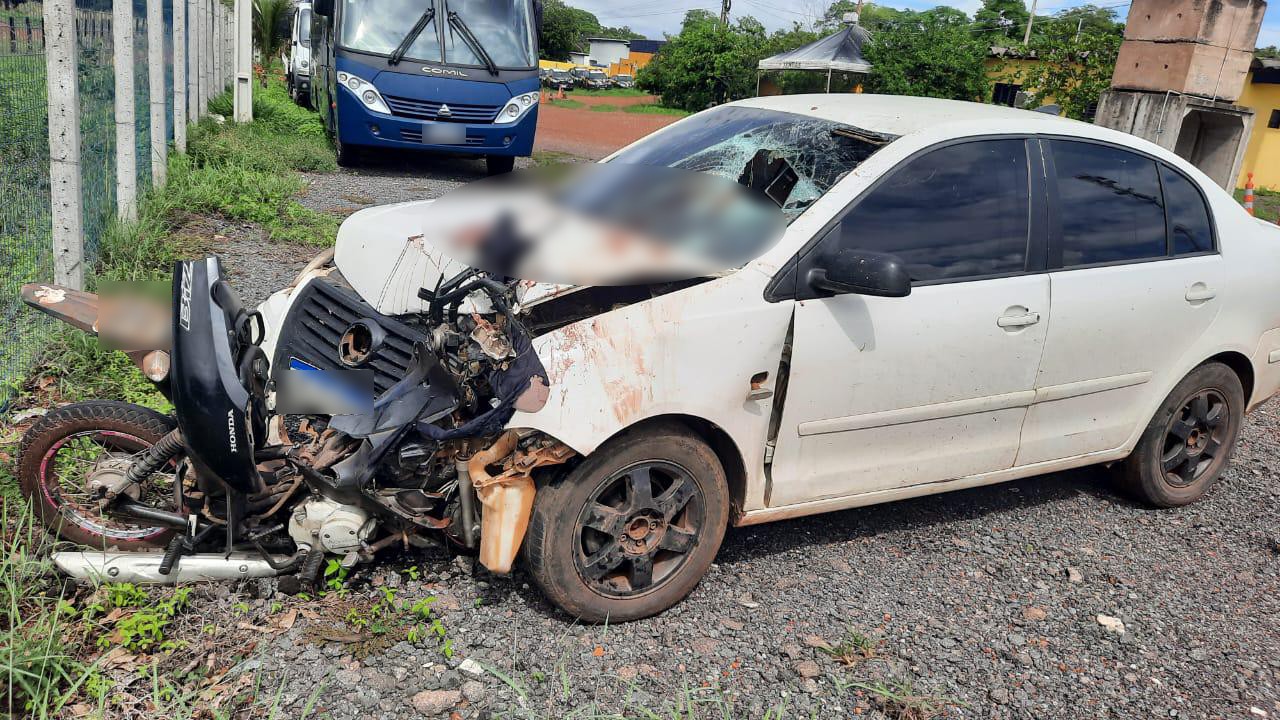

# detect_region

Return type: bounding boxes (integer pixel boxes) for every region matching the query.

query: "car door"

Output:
[1016,139,1223,465]
[767,137,1052,507]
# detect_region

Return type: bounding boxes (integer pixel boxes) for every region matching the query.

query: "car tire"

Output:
[1118,362,1245,507]
[485,155,515,176]
[523,425,729,623]
[18,401,178,550]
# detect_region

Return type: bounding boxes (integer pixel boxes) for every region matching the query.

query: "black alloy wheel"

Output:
[573,460,703,597]
[1120,362,1244,507]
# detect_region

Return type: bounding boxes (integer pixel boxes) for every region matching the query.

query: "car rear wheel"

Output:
[1119,362,1244,507]
[523,426,729,622]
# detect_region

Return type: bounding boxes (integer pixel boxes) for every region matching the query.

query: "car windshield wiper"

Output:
[388,6,436,66]
[446,10,498,75]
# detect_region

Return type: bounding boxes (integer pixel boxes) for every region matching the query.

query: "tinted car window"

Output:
[1161,165,1214,254]
[1050,140,1166,266]
[834,139,1030,282]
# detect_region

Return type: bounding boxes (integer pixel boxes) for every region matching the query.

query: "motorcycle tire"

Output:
[18,400,179,550]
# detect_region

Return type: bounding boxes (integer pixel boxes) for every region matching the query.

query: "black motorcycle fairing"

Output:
[169,258,264,494]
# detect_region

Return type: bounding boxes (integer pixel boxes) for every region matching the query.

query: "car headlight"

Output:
[336,71,390,114]
[299,58,308,69]
[497,91,539,123]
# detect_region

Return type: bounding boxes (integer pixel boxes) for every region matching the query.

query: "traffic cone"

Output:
[1245,172,1255,216]
[556,86,565,100]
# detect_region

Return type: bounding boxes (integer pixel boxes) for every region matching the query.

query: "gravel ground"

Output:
[185,165,1280,719]
[295,152,535,217]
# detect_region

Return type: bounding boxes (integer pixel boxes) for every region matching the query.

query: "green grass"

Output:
[588,104,619,112]
[546,98,586,109]
[622,104,690,117]
[1235,187,1279,222]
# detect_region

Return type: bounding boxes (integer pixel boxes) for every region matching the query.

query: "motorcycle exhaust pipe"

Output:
[53,550,289,584]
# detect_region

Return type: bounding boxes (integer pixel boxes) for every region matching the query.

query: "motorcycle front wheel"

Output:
[18,401,180,550]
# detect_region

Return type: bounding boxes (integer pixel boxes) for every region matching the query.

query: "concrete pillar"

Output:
[113,0,138,220]
[43,0,83,289]
[187,0,198,122]
[174,0,188,152]
[233,0,252,122]
[147,0,166,185]
[202,0,211,110]
[212,0,221,91]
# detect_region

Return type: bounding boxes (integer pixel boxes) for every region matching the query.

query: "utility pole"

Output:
[720,0,731,24]
[1023,0,1038,45]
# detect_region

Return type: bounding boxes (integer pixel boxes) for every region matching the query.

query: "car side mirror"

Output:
[806,249,911,298]
[313,0,332,18]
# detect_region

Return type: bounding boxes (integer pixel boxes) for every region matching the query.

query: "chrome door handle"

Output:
[997,312,1040,328]
[1185,285,1216,302]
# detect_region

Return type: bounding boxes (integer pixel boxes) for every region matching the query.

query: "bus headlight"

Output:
[497,92,539,123]
[336,72,390,115]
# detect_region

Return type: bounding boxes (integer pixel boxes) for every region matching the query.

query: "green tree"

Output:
[974,0,1029,40]
[637,12,770,110]
[863,10,990,101]
[1015,21,1121,119]
[252,0,290,60]
[1257,45,1280,59]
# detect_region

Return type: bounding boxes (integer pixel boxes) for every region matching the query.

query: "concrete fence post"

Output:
[232,0,251,122]
[43,0,83,289]
[174,0,187,152]
[187,0,197,122]
[147,0,166,185]
[201,0,211,111]
[113,0,137,221]
[211,0,220,91]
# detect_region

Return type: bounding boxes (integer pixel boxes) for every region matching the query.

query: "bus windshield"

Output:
[298,8,311,42]
[340,0,535,68]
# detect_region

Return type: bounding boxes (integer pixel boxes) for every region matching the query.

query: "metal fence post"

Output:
[43,0,84,289]
[147,0,166,184]
[233,0,251,121]
[174,0,187,152]
[113,0,138,220]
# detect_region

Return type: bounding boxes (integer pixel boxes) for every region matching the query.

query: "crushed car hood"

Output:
[333,200,579,316]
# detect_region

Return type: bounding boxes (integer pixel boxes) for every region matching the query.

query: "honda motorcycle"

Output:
[16,230,578,595]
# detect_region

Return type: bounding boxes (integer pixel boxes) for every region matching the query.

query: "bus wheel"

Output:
[334,135,361,168]
[486,155,515,175]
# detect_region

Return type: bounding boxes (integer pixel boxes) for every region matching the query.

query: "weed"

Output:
[852,677,962,720]
[819,625,883,667]
[402,565,420,581]
[323,558,350,595]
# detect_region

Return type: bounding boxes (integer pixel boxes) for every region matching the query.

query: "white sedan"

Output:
[336,94,1280,621]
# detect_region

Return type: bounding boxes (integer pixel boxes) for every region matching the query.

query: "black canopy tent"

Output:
[756,23,872,94]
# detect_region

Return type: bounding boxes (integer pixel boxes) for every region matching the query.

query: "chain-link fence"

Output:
[0,4,53,399]
[0,0,193,406]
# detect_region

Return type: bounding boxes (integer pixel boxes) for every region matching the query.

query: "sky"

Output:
[574,0,1280,50]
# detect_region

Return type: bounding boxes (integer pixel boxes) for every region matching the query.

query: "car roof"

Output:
[733,93,1079,137]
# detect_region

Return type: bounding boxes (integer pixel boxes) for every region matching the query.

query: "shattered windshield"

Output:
[609,105,896,221]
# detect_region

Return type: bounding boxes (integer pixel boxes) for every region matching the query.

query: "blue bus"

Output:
[310,0,542,173]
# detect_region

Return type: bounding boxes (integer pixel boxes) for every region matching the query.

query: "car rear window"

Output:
[610,105,897,222]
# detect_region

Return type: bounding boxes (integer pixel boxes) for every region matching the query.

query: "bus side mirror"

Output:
[534,0,545,44]
[313,0,332,18]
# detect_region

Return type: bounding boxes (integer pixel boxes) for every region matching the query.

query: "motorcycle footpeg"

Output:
[158,535,187,576]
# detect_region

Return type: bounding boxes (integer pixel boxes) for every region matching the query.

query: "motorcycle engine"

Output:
[287,497,376,554]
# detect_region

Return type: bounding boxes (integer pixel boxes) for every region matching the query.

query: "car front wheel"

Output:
[524,426,729,622]
[1119,361,1245,507]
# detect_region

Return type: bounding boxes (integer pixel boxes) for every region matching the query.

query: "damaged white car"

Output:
[18,95,1280,621]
